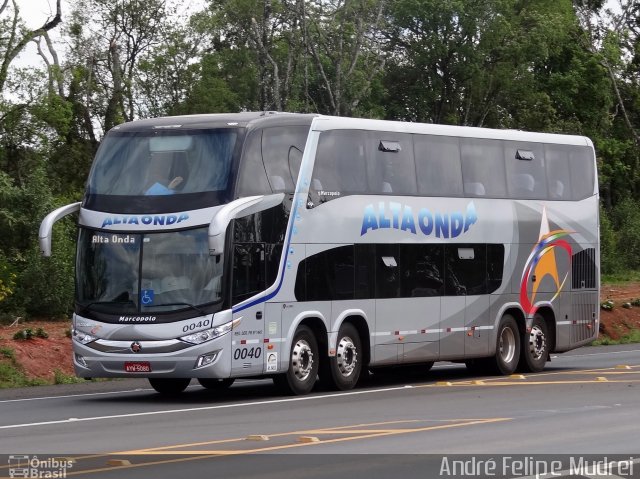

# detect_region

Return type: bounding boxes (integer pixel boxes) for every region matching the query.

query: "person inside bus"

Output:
[144,151,187,195]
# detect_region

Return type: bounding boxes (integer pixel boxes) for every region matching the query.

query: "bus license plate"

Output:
[124,362,151,373]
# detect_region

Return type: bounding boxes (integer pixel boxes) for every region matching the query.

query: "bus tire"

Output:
[327,323,362,391]
[198,378,235,390]
[148,378,190,395]
[274,325,319,395]
[490,314,520,375]
[518,314,549,373]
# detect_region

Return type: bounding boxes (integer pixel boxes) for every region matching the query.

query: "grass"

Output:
[53,369,85,385]
[0,348,47,388]
[601,271,640,284]
[592,329,640,346]
[0,346,15,360]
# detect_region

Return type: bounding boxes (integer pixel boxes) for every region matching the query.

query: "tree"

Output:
[0,0,62,94]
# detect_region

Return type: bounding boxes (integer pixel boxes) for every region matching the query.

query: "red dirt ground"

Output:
[1,284,640,383]
[0,320,73,382]
[599,283,640,340]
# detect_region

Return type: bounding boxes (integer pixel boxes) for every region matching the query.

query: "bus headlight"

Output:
[73,329,97,345]
[180,321,234,345]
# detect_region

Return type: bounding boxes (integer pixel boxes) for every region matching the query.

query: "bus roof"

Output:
[110,112,592,148]
[110,112,318,132]
[312,116,593,147]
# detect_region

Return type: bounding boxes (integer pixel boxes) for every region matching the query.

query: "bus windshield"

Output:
[76,228,224,316]
[86,129,238,197]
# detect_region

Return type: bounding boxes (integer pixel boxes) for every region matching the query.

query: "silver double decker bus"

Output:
[40,112,599,395]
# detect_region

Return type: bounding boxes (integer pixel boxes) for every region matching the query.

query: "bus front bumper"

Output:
[72,334,232,379]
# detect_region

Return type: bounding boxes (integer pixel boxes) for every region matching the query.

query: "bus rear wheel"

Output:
[274,325,319,395]
[326,323,362,391]
[518,314,549,373]
[148,378,190,395]
[198,378,235,390]
[489,314,520,375]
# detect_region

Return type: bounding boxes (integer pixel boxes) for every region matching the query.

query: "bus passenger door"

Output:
[231,243,266,376]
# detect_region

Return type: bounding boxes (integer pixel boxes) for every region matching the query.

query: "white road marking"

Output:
[0,385,416,430]
[0,380,270,404]
[0,388,154,404]
[556,349,640,359]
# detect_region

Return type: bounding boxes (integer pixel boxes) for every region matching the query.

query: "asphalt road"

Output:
[0,344,639,478]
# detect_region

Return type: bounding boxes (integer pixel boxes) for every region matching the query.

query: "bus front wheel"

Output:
[274,325,319,395]
[148,378,190,395]
[327,323,362,391]
[518,314,549,373]
[490,315,521,375]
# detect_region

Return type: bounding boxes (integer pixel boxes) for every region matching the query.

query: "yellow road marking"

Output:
[119,419,430,453]
[116,418,511,456]
[426,379,640,387]
[52,417,510,476]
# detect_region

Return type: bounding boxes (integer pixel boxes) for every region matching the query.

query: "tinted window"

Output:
[414,135,463,196]
[288,146,303,189]
[88,129,238,196]
[366,132,417,195]
[487,244,505,293]
[355,244,376,299]
[460,138,507,197]
[544,144,573,200]
[444,244,487,295]
[376,244,400,298]
[569,146,595,200]
[400,244,444,297]
[236,130,271,197]
[262,126,309,193]
[295,243,503,300]
[233,243,265,304]
[312,130,368,201]
[504,141,547,199]
[295,245,355,301]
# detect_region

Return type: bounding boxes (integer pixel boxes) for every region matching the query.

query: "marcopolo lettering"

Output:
[360,201,477,238]
[119,316,157,323]
[101,213,189,228]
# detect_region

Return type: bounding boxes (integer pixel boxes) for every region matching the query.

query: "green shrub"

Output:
[35,327,48,339]
[53,369,83,385]
[13,328,34,340]
[600,300,614,311]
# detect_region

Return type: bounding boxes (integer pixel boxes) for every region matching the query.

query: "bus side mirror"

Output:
[208,193,285,256]
[39,202,82,257]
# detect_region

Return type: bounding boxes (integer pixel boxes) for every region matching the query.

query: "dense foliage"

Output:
[0,0,638,317]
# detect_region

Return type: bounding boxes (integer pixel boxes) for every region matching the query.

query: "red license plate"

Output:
[124,362,151,373]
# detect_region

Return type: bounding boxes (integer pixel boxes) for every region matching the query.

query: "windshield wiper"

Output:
[79,299,136,314]
[145,302,207,315]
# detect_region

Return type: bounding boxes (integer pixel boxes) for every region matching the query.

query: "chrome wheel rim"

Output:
[528,325,546,361]
[499,326,516,364]
[336,336,358,377]
[291,339,314,382]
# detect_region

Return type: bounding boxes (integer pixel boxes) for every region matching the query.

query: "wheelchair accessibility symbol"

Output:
[141,289,154,305]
